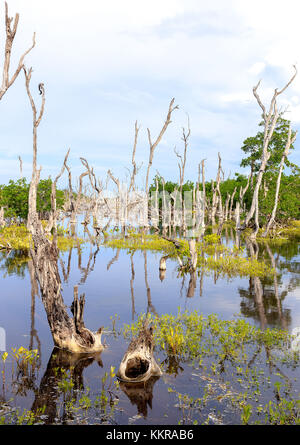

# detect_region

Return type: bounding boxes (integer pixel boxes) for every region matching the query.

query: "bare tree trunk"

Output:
[229,186,237,219]
[18,155,23,179]
[174,117,190,229]
[263,124,297,237]
[243,67,297,236]
[0,207,5,228]
[24,69,103,353]
[224,193,230,221]
[145,98,178,215]
[128,121,140,193]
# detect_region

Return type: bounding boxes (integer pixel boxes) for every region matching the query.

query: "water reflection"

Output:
[119,377,159,418]
[31,347,103,424]
[1,234,299,333]
[0,227,300,423]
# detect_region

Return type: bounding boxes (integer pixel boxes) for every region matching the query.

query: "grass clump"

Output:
[0,224,85,251]
[104,231,274,278]
[122,311,300,425]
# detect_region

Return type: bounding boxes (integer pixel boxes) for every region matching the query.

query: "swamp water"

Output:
[0,227,299,425]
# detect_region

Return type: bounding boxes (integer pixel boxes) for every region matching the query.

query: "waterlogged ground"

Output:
[0,227,299,425]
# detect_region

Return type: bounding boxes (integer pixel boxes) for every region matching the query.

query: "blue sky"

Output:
[1,0,300,189]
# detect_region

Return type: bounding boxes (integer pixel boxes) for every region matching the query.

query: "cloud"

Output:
[0,0,299,185]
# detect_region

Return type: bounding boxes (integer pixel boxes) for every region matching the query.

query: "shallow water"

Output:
[0,229,299,424]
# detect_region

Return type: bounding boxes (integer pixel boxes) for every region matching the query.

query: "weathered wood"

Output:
[145,98,179,209]
[0,2,35,100]
[117,320,162,383]
[24,70,103,353]
[243,66,297,236]
[263,124,297,237]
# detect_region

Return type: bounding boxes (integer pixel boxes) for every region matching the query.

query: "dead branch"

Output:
[243,66,297,236]
[145,98,179,196]
[0,2,35,100]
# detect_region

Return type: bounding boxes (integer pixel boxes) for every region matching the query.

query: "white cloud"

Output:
[0,0,300,184]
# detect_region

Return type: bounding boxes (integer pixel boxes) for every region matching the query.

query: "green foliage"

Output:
[258,172,300,223]
[0,224,85,251]
[0,178,65,221]
[240,117,297,174]
[149,174,195,195]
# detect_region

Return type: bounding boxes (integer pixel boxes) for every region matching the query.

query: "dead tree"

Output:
[80,157,104,228]
[128,121,141,193]
[64,157,89,228]
[0,2,35,100]
[229,186,237,219]
[174,117,191,229]
[117,320,162,383]
[18,155,23,179]
[24,69,103,353]
[263,123,297,237]
[235,173,251,229]
[45,149,70,234]
[145,98,179,203]
[0,206,5,228]
[107,169,121,222]
[243,66,297,237]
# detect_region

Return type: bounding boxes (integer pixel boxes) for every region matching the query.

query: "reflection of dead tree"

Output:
[28,259,41,367]
[119,376,159,418]
[31,348,103,424]
[0,2,35,100]
[77,244,100,284]
[24,70,103,353]
[246,239,267,330]
[144,251,158,316]
[186,239,197,298]
[59,248,73,283]
[107,249,120,271]
[265,243,287,330]
[130,253,136,320]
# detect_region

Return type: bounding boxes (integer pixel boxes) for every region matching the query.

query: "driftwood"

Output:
[117,321,162,383]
